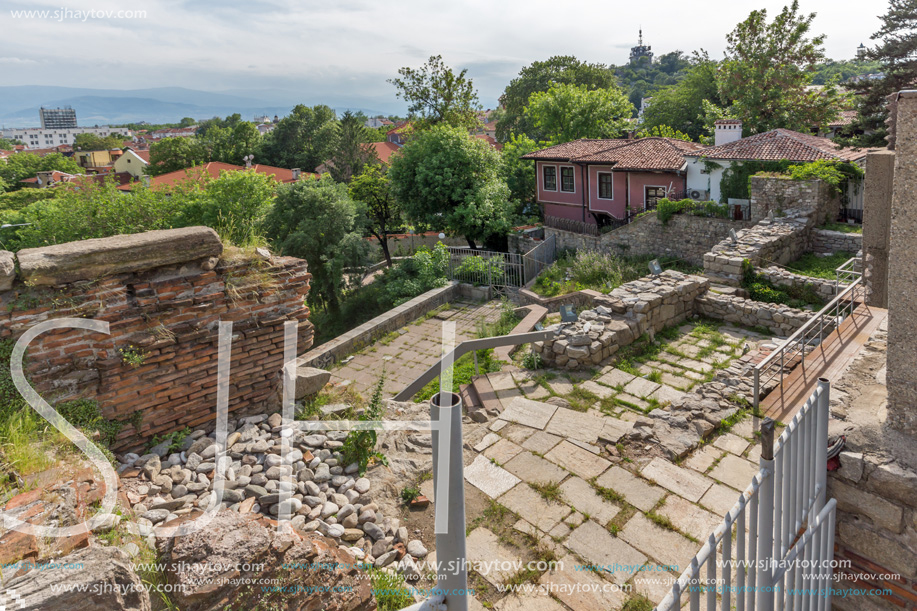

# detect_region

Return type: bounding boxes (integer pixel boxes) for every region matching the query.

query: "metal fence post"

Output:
[814,378,830,515]
[430,391,468,611]
[758,418,776,611]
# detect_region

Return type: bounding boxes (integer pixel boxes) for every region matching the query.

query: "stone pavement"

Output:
[329,301,502,397]
[460,319,767,610]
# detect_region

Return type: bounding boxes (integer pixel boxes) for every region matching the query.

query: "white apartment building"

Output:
[0,125,129,149]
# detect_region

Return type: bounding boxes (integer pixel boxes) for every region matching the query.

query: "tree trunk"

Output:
[465,236,477,250]
[379,236,393,267]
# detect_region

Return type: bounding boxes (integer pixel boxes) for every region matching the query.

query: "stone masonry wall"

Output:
[703,216,810,281]
[757,266,839,302]
[749,176,838,224]
[547,212,752,266]
[810,228,863,255]
[534,271,709,368]
[694,293,812,337]
[3,228,312,451]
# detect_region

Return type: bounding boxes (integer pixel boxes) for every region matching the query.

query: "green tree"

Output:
[389,55,481,130]
[328,111,378,183]
[613,51,691,116]
[0,152,83,191]
[262,177,369,313]
[0,138,23,149]
[811,58,884,85]
[388,125,512,249]
[147,137,210,175]
[717,1,842,135]
[174,170,276,245]
[260,105,338,171]
[73,133,125,150]
[500,134,545,215]
[840,0,917,146]
[204,122,262,165]
[179,117,197,127]
[498,56,616,141]
[636,125,693,142]
[524,83,634,144]
[349,165,400,266]
[641,53,726,141]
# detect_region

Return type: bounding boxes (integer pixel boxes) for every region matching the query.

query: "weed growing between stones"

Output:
[341,375,388,476]
[622,594,655,611]
[414,349,504,402]
[369,569,415,611]
[529,481,564,504]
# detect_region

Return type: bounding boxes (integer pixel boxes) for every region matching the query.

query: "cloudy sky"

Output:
[0,0,889,113]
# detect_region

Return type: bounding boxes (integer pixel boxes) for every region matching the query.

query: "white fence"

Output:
[656,379,836,611]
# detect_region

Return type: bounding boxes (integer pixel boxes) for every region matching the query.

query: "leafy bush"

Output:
[341,376,388,476]
[787,160,863,194]
[453,253,506,286]
[380,243,449,305]
[656,198,729,225]
[476,299,521,338]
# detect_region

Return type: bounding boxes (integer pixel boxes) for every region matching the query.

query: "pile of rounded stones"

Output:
[117,412,430,579]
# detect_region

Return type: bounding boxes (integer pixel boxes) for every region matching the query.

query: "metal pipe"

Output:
[430,391,468,611]
[758,418,776,611]
[814,379,830,515]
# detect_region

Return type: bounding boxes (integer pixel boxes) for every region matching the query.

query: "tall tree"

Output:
[613,51,691,115]
[0,152,83,191]
[204,122,262,165]
[389,55,481,130]
[73,133,125,150]
[349,165,400,266]
[388,125,512,249]
[497,56,616,142]
[147,137,209,175]
[262,178,368,313]
[328,111,377,183]
[840,0,917,146]
[500,134,545,215]
[717,1,841,135]
[260,105,339,171]
[641,53,726,141]
[524,83,634,144]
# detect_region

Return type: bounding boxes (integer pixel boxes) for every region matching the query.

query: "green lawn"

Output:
[820,221,862,234]
[532,251,700,297]
[785,251,855,280]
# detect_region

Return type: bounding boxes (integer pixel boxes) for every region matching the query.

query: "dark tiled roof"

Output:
[522,138,703,171]
[686,129,869,162]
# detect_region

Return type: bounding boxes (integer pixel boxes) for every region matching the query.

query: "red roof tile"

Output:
[120,162,318,191]
[522,138,703,172]
[686,128,869,162]
[368,141,400,164]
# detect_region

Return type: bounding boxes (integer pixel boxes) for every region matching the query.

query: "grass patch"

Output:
[820,221,862,234]
[530,481,564,504]
[296,383,362,420]
[414,349,504,402]
[565,386,599,412]
[621,594,655,611]
[785,251,855,280]
[477,299,522,338]
[370,568,416,611]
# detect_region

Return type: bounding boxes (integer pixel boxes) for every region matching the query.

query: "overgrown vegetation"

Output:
[785,251,854,280]
[655,198,730,224]
[741,259,825,309]
[476,299,521,338]
[718,159,864,202]
[532,250,699,297]
[369,568,415,611]
[414,349,504,402]
[341,375,388,475]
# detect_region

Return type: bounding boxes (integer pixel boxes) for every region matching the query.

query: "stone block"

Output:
[829,478,904,533]
[294,366,331,399]
[0,250,14,291]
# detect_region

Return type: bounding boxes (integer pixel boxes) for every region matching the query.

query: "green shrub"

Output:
[656,198,729,225]
[341,375,388,476]
[415,349,503,402]
[454,253,506,286]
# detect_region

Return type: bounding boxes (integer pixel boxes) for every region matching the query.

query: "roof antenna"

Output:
[638,26,643,46]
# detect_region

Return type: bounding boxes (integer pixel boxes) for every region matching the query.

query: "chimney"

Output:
[292,168,301,180]
[36,171,54,187]
[714,120,743,147]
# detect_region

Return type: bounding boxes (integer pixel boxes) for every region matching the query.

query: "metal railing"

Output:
[752,276,865,410]
[656,380,835,611]
[834,256,862,293]
[522,234,556,285]
[446,236,558,289]
[393,329,555,401]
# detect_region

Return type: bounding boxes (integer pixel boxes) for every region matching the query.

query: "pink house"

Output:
[522,137,704,226]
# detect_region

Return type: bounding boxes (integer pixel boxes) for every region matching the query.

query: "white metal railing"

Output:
[522,234,556,285]
[656,380,834,611]
[753,276,865,409]
[834,256,862,293]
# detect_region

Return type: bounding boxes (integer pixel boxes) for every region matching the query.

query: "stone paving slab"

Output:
[598,417,634,444]
[521,430,562,455]
[558,476,621,525]
[465,454,521,498]
[578,380,616,400]
[498,483,571,533]
[713,432,751,456]
[595,466,665,512]
[544,407,605,443]
[539,553,629,611]
[496,388,524,409]
[483,439,524,465]
[699,482,742,516]
[648,384,689,406]
[624,377,661,398]
[488,371,519,392]
[466,527,524,586]
[519,383,550,400]
[500,423,537,445]
[499,397,558,430]
[657,495,723,542]
[730,418,759,439]
[642,457,713,502]
[708,454,758,491]
[547,376,574,395]
[677,358,715,373]
[634,570,680,607]
[596,368,636,388]
[619,513,700,577]
[544,440,611,480]
[473,432,501,452]
[493,592,566,611]
[563,520,647,586]
[615,393,650,411]
[503,451,568,486]
[683,445,725,474]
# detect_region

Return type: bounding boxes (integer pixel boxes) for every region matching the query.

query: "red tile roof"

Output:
[474,134,503,151]
[119,162,318,191]
[686,128,869,162]
[522,138,703,172]
[368,141,401,164]
[827,110,858,128]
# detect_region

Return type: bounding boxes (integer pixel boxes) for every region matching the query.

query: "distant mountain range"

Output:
[0,86,391,127]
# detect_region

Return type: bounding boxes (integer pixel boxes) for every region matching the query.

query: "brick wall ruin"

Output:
[749,176,837,224]
[1,227,312,451]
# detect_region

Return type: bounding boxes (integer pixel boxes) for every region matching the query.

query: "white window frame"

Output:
[560,165,576,193]
[597,171,614,200]
[542,164,558,192]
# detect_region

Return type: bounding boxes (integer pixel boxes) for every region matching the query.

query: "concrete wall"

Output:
[5,228,312,451]
[685,157,727,202]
